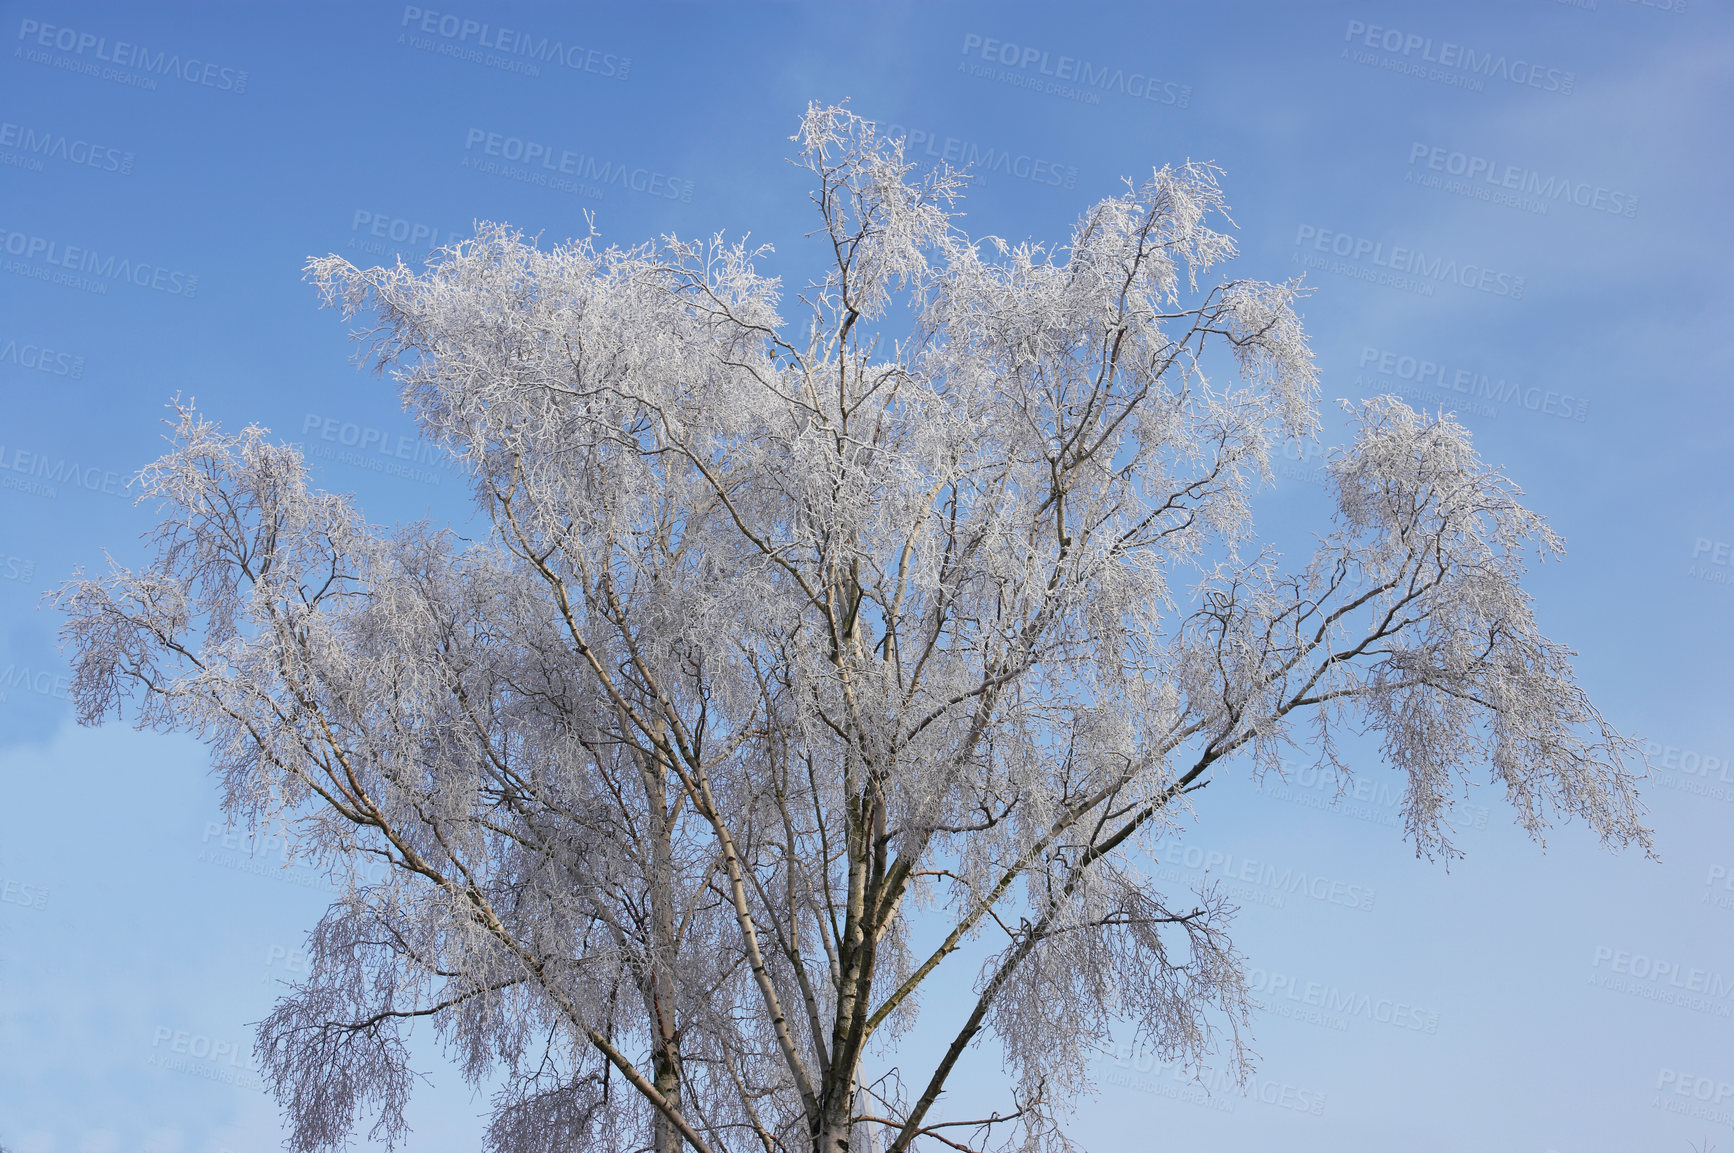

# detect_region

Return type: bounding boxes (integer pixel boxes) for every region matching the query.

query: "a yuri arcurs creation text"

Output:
[56,104,1650,1153]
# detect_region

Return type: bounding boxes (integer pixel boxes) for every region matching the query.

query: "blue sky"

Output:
[2,2,1731,1151]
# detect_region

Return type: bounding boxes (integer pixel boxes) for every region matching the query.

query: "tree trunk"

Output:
[652,1042,685,1153]
[643,734,687,1153]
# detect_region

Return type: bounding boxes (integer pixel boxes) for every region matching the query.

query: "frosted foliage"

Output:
[58,106,1649,1153]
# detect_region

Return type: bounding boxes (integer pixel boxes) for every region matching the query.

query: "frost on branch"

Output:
[1316,398,1651,858]
[58,105,1647,1153]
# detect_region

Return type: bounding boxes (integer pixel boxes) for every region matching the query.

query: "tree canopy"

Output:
[57,104,1650,1153]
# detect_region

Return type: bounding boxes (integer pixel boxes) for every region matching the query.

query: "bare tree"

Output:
[57,104,1650,1153]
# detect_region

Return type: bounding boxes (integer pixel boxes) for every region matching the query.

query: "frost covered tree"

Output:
[57,104,1650,1153]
